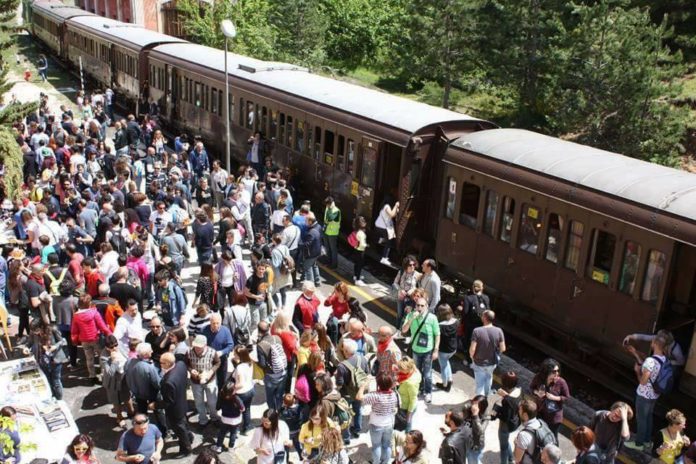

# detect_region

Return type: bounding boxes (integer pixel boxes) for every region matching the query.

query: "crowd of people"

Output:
[0,85,692,464]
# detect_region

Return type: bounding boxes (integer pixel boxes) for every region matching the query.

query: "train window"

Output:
[287,116,294,148]
[195,82,201,107]
[641,250,666,304]
[337,135,345,171]
[499,196,515,243]
[483,190,499,236]
[211,88,217,115]
[314,127,322,161]
[218,90,223,115]
[229,95,235,122]
[459,183,480,228]
[270,110,278,139]
[324,130,335,165]
[518,204,542,254]
[296,121,305,154]
[361,143,378,187]
[619,241,642,295]
[588,229,616,285]
[545,213,564,263]
[445,178,456,219]
[261,107,268,134]
[279,113,286,145]
[307,125,314,157]
[238,98,245,126]
[346,139,355,175]
[564,221,585,272]
[246,101,254,129]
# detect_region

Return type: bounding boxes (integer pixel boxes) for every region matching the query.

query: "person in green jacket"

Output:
[323,196,341,269]
[397,357,422,432]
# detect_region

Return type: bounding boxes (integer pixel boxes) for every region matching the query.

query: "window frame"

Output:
[518,203,543,255]
[444,177,457,220]
[544,213,563,264]
[483,190,499,237]
[458,182,481,229]
[587,229,617,285]
[499,196,516,243]
[619,240,642,296]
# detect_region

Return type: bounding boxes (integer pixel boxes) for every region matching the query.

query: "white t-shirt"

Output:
[249,422,290,464]
[375,204,393,230]
[636,355,663,400]
[362,391,398,427]
[149,210,172,237]
[234,362,254,394]
[220,263,235,288]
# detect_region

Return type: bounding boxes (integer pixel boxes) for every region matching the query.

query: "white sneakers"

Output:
[354,279,366,286]
[380,257,392,266]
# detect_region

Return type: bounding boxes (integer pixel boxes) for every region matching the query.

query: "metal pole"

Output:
[224,38,231,172]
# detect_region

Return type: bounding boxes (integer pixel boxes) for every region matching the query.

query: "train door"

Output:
[168,66,178,124]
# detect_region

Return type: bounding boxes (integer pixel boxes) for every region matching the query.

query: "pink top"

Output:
[71,308,111,343]
[126,256,150,284]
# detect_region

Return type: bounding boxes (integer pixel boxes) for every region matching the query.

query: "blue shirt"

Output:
[118,424,162,464]
[203,326,234,357]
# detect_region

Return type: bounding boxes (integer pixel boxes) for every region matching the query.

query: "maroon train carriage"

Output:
[30,0,94,60]
[148,41,495,229]
[436,127,696,403]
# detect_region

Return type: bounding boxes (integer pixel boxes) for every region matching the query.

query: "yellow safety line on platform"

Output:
[318,263,637,464]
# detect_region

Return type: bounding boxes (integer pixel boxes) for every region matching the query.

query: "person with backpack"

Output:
[529,358,570,441]
[154,269,187,328]
[109,269,142,311]
[624,333,671,452]
[513,399,558,464]
[571,427,603,464]
[256,320,288,411]
[335,338,369,440]
[462,395,489,464]
[493,372,523,464]
[212,378,245,454]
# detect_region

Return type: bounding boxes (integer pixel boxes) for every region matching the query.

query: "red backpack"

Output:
[347,231,359,249]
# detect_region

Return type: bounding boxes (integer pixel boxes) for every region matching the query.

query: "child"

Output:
[127,338,140,359]
[39,235,57,264]
[280,393,302,462]
[214,379,245,453]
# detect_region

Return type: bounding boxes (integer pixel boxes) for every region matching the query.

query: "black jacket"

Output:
[301,222,322,259]
[159,361,188,418]
[251,201,271,231]
[439,426,468,464]
[126,121,141,146]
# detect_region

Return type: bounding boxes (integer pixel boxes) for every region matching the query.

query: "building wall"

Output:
[73,0,188,35]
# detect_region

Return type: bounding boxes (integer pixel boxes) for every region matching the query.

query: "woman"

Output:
[374,197,398,266]
[324,282,350,345]
[271,200,287,234]
[216,207,236,252]
[168,327,189,361]
[529,358,570,440]
[572,426,603,464]
[188,304,211,338]
[299,405,337,460]
[86,148,102,178]
[232,345,255,435]
[151,129,167,160]
[99,334,131,428]
[8,258,29,338]
[393,256,420,333]
[213,379,245,453]
[314,427,349,464]
[493,372,522,464]
[315,322,338,374]
[271,310,299,393]
[436,304,459,392]
[249,409,292,464]
[652,409,690,464]
[462,395,489,464]
[315,373,342,419]
[215,251,238,308]
[297,329,321,369]
[356,373,399,464]
[295,352,323,421]
[397,357,421,432]
[193,263,218,311]
[224,228,244,262]
[23,318,68,400]
[193,449,219,464]
[393,430,428,464]
[352,216,368,286]
[270,233,291,309]
[61,433,99,464]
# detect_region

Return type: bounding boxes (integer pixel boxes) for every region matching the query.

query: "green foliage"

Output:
[269,0,327,68]
[0,416,36,459]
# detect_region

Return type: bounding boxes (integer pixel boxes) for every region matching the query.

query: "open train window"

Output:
[337,135,345,171]
[444,178,456,220]
[194,82,201,107]
[246,101,254,129]
[269,109,278,139]
[642,250,666,304]
[287,116,294,148]
[211,88,218,115]
[619,241,642,295]
[519,204,542,254]
[459,183,480,229]
[296,121,305,154]
[361,143,377,187]
[229,95,235,123]
[261,107,268,134]
[279,113,286,145]
[499,196,515,243]
[324,130,335,165]
[347,139,355,175]
[587,229,616,285]
[545,213,564,263]
[238,98,245,126]
[314,127,322,161]
[565,221,585,272]
[483,190,499,236]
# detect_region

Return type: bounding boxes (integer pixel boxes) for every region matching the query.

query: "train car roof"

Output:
[454,128,696,222]
[69,16,186,48]
[32,0,96,20]
[153,43,483,135]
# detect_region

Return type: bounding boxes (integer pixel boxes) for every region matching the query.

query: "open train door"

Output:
[355,137,382,225]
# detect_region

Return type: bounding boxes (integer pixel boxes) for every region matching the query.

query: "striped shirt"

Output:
[362,391,398,427]
[188,314,211,337]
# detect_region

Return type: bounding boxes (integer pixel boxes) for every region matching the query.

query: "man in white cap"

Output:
[185,334,221,426]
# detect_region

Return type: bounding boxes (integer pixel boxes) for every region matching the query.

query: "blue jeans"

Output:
[498,427,513,464]
[324,234,338,268]
[438,351,455,385]
[351,399,363,435]
[635,394,657,445]
[472,363,496,396]
[42,362,63,400]
[238,389,254,432]
[413,351,433,394]
[264,373,286,411]
[216,423,238,448]
[302,256,320,285]
[399,407,416,432]
[467,449,482,464]
[369,424,393,464]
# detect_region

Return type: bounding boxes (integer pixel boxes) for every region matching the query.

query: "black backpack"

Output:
[523,420,558,464]
[110,231,128,255]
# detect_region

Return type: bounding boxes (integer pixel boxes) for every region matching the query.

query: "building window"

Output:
[545,213,563,263]
[564,221,585,272]
[619,241,642,295]
[499,196,515,243]
[295,120,305,153]
[518,204,543,254]
[483,190,498,237]
[444,178,456,219]
[347,139,355,175]
[588,229,616,285]
[642,250,666,304]
[459,183,480,229]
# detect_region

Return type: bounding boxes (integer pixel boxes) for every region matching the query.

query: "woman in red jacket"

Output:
[323,281,350,344]
[70,294,112,383]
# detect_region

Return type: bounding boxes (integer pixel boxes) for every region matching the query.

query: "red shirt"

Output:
[295,294,320,330]
[324,293,349,318]
[272,328,298,361]
[68,253,84,286]
[84,269,105,298]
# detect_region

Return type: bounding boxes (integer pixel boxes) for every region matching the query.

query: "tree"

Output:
[269,0,327,68]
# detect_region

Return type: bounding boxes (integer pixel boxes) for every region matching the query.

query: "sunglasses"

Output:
[150,325,161,328]
[133,419,149,425]
[416,304,427,307]
[73,446,88,451]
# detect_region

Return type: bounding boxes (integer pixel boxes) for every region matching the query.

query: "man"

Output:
[461,279,491,358]
[202,313,234,390]
[514,399,557,464]
[590,401,632,463]
[280,213,301,285]
[401,297,440,403]
[439,409,467,464]
[292,281,320,333]
[469,309,506,396]
[256,321,288,411]
[210,160,228,208]
[251,191,271,241]
[113,299,143,353]
[149,201,172,241]
[244,262,269,329]
[110,270,142,310]
[113,121,129,156]
[300,212,322,286]
[227,189,253,244]
[335,338,369,439]
[26,263,49,323]
[374,326,401,382]
[158,353,192,457]
[160,222,189,273]
[154,269,186,328]
[186,334,221,426]
[322,196,341,269]
[125,343,166,435]
[115,414,163,464]
[418,259,442,313]
[82,257,105,299]
[126,114,141,149]
[541,444,564,464]
[337,318,376,360]
[624,334,669,452]
[192,210,215,265]
[145,317,170,368]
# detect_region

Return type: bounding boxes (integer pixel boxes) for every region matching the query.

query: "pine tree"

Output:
[269,0,327,68]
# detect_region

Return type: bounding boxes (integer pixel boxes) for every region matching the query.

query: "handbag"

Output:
[404,313,429,356]
[394,392,408,431]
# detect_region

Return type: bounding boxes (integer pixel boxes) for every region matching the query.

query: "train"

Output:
[28,0,696,407]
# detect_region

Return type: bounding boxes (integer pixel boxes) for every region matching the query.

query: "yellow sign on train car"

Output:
[351,181,359,197]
